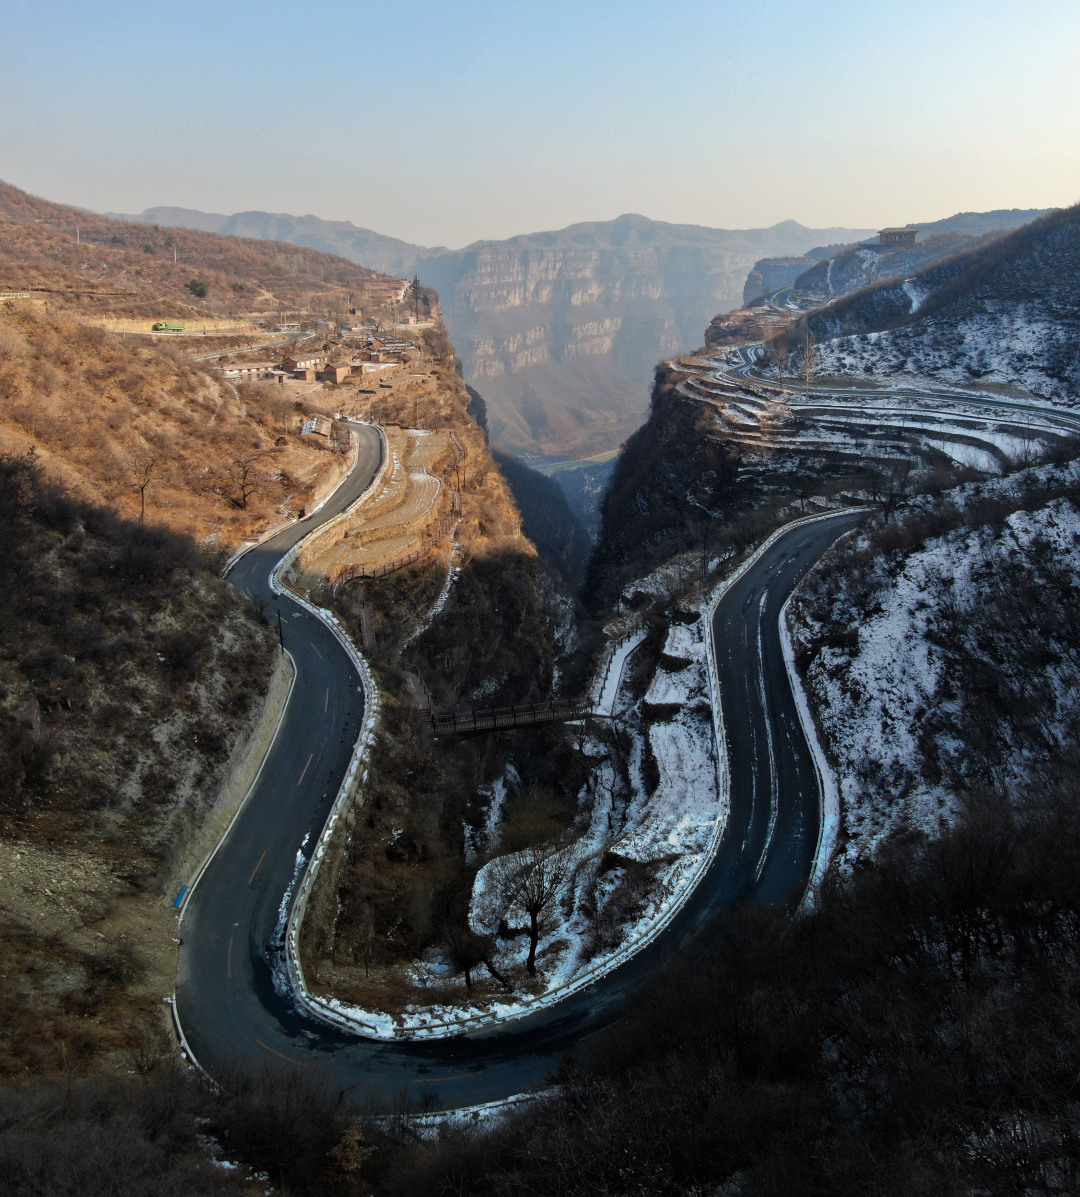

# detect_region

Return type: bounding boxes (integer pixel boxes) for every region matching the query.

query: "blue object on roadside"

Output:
[174,886,188,908]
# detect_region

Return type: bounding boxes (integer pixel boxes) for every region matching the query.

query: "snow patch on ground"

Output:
[590,627,648,715]
[464,766,517,865]
[618,620,716,863]
[401,533,461,651]
[788,458,1080,869]
[901,278,929,313]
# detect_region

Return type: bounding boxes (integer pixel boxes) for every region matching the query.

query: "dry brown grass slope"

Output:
[0,304,356,547]
[0,178,405,319]
[0,453,278,1079]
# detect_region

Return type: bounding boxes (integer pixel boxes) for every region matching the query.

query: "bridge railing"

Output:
[429,699,593,736]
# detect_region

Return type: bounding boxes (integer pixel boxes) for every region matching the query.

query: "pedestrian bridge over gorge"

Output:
[426,698,596,737]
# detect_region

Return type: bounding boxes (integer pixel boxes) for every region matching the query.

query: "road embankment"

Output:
[162,651,295,906]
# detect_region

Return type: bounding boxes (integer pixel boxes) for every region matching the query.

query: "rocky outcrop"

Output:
[742,250,847,305]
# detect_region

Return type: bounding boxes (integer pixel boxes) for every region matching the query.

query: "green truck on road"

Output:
[151,321,186,332]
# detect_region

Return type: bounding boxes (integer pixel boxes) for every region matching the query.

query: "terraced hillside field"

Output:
[295,426,459,584]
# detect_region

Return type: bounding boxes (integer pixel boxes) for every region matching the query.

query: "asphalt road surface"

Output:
[174,428,863,1111]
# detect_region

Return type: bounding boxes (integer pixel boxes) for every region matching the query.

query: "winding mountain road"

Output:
[174,424,863,1110]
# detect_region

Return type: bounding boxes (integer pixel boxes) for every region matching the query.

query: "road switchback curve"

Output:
[174,426,862,1110]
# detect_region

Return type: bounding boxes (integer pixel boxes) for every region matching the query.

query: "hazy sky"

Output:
[3,0,1078,246]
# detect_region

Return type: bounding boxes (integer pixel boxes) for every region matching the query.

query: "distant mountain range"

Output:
[0,180,402,318]
[110,205,875,457]
[106,206,433,279]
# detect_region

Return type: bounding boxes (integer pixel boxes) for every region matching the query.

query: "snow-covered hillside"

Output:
[815,307,1080,404]
[800,204,1080,405]
[788,457,1080,870]
[795,235,972,302]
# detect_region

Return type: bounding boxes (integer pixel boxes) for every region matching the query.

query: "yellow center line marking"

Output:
[324,688,329,713]
[227,936,233,980]
[311,642,322,659]
[297,753,314,786]
[247,850,267,885]
[256,1038,310,1067]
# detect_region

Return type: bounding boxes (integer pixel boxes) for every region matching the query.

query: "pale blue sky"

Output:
[2,0,1077,245]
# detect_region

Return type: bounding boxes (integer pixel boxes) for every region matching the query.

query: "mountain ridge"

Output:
[742,208,1053,305]
[104,202,875,456]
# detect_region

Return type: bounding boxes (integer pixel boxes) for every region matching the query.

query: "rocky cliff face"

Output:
[418,215,874,458]
[742,249,846,305]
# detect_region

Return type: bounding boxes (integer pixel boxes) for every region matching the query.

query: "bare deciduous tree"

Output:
[488,842,575,975]
[127,453,155,522]
[227,449,265,510]
[438,918,512,992]
[803,331,817,394]
[409,274,423,322]
[869,459,914,522]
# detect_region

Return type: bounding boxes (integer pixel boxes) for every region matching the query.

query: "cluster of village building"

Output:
[217,331,415,386]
